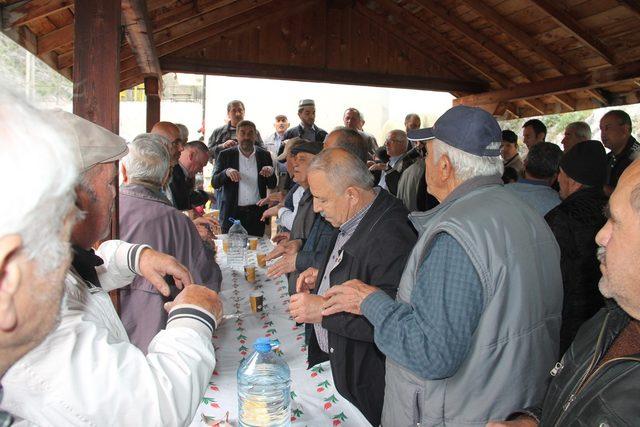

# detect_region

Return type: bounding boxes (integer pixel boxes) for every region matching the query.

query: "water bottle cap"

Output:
[253,337,272,353]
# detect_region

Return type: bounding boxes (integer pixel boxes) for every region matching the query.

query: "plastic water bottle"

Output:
[237,338,291,427]
[228,218,248,267]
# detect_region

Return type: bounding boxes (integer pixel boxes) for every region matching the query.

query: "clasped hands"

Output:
[288,267,379,324]
[225,166,274,183]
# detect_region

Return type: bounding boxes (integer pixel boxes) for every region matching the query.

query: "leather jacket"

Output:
[528,301,640,425]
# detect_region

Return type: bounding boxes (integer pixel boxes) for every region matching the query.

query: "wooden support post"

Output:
[145,76,160,132]
[72,0,122,310]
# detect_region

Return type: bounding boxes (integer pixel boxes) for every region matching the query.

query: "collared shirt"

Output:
[277,185,305,230]
[238,149,260,206]
[361,232,483,378]
[314,189,380,353]
[0,385,13,427]
[378,155,401,190]
[607,136,640,188]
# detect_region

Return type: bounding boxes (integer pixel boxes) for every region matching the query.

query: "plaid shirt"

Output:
[361,232,484,379]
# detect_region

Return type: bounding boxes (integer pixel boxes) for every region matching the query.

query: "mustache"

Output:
[597,246,606,264]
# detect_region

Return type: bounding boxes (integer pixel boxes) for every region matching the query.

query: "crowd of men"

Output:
[1,86,639,427]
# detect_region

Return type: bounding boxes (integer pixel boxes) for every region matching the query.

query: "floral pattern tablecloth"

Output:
[189,238,372,427]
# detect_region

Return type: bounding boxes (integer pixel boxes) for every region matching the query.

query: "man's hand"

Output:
[259,166,274,177]
[296,267,319,293]
[138,248,193,297]
[266,239,301,261]
[267,252,297,277]
[164,285,223,326]
[321,279,379,316]
[289,293,325,324]
[261,205,282,222]
[486,416,538,427]
[368,162,387,172]
[225,168,240,182]
[272,231,290,244]
[221,139,238,149]
[257,192,284,207]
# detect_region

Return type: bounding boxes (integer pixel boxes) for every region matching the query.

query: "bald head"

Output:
[323,127,369,163]
[309,147,374,193]
[151,121,182,165]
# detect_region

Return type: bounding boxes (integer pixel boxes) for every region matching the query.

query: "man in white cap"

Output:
[0,111,224,425]
[283,99,327,143]
[0,89,81,425]
[322,106,563,426]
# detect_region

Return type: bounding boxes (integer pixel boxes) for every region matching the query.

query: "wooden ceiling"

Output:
[2,0,640,118]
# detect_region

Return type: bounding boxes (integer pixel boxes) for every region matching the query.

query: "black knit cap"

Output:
[559,140,607,187]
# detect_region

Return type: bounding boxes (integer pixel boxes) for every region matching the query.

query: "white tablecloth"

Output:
[190,237,371,427]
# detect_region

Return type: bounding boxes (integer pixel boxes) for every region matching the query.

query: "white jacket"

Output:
[0,240,217,426]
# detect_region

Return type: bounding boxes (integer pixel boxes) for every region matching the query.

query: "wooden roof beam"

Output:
[454,59,640,107]
[412,0,538,82]
[617,0,640,18]
[354,2,481,83]
[458,0,578,75]
[159,57,489,93]
[2,0,73,29]
[119,0,276,74]
[528,0,616,65]
[376,0,511,88]
[121,0,162,89]
[37,23,72,55]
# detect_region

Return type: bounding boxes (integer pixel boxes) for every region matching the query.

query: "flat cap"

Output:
[51,109,128,172]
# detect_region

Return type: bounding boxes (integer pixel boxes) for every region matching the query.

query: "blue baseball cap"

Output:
[407,106,502,157]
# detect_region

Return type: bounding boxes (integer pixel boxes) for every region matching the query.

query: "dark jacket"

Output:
[207,123,263,159]
[607,135,640,188]
[211,146,276,230]
[545,187,608,355]
[306,189,417,426]
[527,302,640,425]
[379,154,417,196]
[283,123,327,143]
[169,164,208,211]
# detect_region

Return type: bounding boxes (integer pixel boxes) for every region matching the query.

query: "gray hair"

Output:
[123,133,171,185]
[175,123,188,142]
[431,139,504,181]
[0,87,80,274]
[326,127,370,163]
[309,148,374,193]
[386,129,408,145]
[566,121,592,141]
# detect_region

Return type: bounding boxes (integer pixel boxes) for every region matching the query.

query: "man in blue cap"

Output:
[322,106,563,426]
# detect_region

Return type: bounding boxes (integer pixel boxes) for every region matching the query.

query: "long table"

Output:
[189,237,371,427]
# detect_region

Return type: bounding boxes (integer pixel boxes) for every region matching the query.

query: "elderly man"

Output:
[343,107,378,156]
[601,109,640,189]
[170,140,210,211]
[283,99,327,143]
[213,120,277,235]
[396,137,440,212]
[0,91,80,424]
[501,129,524,175]
[151,121,183,165]
[290,148,417,426]
[207,100,263,160]
[522,118,547,149]
[265,129,370,280]
[506,142,562,216]
[561,121,591,152]
[323,106,562,426]
[545,140,608,355]
[119,135,222,352]
[489,160,640,426]
[1,111,224,426]
[372,130,414,195]
[264,114,290,158]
